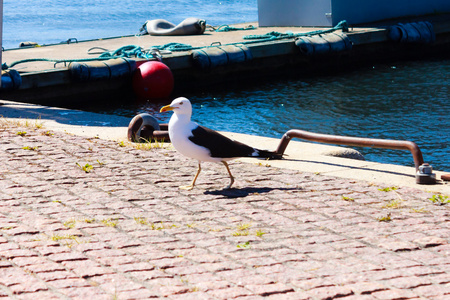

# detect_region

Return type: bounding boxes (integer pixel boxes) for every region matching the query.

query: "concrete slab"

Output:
[225,132,450,195]
[0,100,130,141]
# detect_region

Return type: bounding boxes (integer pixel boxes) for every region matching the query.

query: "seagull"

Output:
[160,97,282,190]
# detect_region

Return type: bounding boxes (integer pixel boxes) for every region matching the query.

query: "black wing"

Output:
[189,125,255,158]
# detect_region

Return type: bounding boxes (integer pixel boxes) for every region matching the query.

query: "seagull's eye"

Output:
[179,102,184,106]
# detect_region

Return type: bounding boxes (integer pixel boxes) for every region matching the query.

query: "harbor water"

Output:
[2,1,449,172]
[2,0,257,49]
[94,57,450,172]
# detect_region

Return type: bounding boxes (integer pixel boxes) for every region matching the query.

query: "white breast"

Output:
[168,115,222,163]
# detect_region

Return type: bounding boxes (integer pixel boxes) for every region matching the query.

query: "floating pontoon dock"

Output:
[1,14,450,105]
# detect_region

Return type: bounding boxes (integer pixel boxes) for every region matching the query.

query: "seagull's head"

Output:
[160,97,192,115]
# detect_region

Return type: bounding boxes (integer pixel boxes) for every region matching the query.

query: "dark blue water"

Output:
[3,1,449,171]
[105,58,450,172]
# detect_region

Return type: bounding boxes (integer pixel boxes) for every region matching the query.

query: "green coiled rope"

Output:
[2,45,158,70]
[214,24,256,32]
[243,20,349,41]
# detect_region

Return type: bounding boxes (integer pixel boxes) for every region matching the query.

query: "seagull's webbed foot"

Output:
[223,182,234,190]
[222,161,235,190]
[180,162,201,191]
[179,184,194,191]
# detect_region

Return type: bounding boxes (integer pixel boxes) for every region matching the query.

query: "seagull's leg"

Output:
[180,162,201,190]
[222,161,234,189]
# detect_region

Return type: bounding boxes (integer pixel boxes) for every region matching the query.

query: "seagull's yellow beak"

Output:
[160,104,174,113]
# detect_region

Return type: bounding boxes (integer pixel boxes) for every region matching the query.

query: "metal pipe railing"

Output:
[275,129,425,171]
[128,115,438,184]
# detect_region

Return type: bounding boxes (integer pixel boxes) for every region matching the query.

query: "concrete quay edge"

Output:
[1,99,448,196]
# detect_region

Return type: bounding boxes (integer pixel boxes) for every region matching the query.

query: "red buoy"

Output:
[132,61,174,100]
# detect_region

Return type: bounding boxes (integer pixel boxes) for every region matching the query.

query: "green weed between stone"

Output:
[378,186,398,192]
[76,162,94,173]
[134,217,148,225]
[232,230,249,236]
[133,138,167,150]
[429,194,450,205]
[382,199,402,209]
[63,219,77,228]
[49,233,90,248]
[342,196,354,202]
[150,222,177,230]
[1,117,44,129]
[22,146,39,151]
[410,208,430,213]
[50,234,78,242]
[232,222,252,236]
[134,218,177,230]
[377,213,392,222]
[255,229,266,237]
[237,241,251,249]
[100,218,118,227]
[62,218,122,229]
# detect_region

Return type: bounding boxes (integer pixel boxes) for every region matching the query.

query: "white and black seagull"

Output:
[160,97,281,190]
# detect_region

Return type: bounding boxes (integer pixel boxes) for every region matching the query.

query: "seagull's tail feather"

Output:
[254,149,283,160]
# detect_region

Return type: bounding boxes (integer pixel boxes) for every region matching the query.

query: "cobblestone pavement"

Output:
[1,124,449,300]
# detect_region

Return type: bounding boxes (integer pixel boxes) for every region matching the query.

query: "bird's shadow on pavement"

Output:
[204,187,299,198]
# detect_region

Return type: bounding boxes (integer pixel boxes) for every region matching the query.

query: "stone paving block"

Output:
[127,270,172,281]
[96,255,140,267]
[36,269,77,283]
[48,252,88,263]
[0,260,13,268]
[157,285,191,297]
[0,267,30,287]
[60,286,110,299]
[402,265,446,277]
[15,291,62,299]
[244,283,295,296]
[307,285,355,299]
[291,278,335,291]
[10,256,48,267]
[47,277,91,290]
[0,248,37,259]
[412,283,450,298]
[193,280,232,292]
[340,295,378,300]
[384,276,433,289]
[115,288,161,299]
[90,274,145,293]
[347,281,388,295]
[8,279,48,294]
[378,241,420,252]
[414,236,448,248]
[207,287,253,299]
[114,262,156,273]
[170,292,217,300]
[64,261,115,278]
[371,288,420,299]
